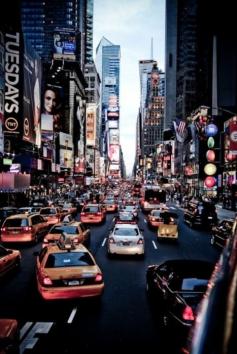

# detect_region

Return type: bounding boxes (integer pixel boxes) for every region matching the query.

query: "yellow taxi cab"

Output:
[1,213,48,243]
[80,204,106,224]
[35,236,104,301]
[0,244,21,278]
[147,209,165,228]
[157,211,179,241]
[102,199,118,213]
[42,221,90,248]
[39,207,67,226]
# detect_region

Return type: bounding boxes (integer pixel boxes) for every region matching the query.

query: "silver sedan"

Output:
[107,224,144,256]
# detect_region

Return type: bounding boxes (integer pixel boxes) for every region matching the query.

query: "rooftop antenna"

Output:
[150,37,153,60]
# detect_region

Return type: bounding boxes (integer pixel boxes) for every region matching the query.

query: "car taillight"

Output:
[109,237,115,244]
[81,212,85,216]
[96,212,102,216]
[182,306,195,321]
[151,217,156,221]
[43,238,48,243]
[95,273,103,282]
[23,226,32,232]
[137,238,144,244]
[73,237,79,243]
[1,227,6,232]
[42,276,53,286]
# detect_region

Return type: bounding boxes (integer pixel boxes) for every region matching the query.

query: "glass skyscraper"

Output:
[95,37,120,149]
[21,0,94,69]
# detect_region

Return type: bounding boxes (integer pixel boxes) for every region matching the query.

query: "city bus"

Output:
[140,185,166,213]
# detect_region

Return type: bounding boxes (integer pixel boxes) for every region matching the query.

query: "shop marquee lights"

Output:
[204,121,219,189]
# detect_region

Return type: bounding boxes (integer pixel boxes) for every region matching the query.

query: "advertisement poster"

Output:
[59,132,73,169]
[108,144,120,163]
[41,84,63,142]
[86,103,97,147]
[53,29,77,61]
[4,31,23,139]
[224,117,237,159]
[23,42,42,146]
[109,129,119,144]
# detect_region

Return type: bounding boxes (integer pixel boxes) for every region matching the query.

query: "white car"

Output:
[107,224,144,256]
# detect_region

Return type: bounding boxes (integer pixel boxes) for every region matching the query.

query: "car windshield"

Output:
[123,206,134,211]
[152,211,161,217]
[181,278,209,292]
[119,212,133,221]
[40,208,56,215]
[83,206,99,213]
[45,252,95,268]
[50,226,79,234]
[104,200,114,204]
[4,218,29,227]
[114,227,139,236]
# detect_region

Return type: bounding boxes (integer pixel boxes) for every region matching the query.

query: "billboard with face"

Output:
[53,29,77,61]
[41,84,63,142]
[108,144,120,163]
[23,42,42,147]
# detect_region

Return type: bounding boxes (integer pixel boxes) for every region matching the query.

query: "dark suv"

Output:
[183,199,218,229]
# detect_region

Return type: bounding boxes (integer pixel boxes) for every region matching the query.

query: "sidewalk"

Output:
[216,204,236,221]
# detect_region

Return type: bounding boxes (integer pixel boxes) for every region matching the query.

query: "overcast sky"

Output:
[93,0,165,175]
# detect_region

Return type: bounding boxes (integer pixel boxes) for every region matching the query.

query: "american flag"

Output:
[177,120,186,135]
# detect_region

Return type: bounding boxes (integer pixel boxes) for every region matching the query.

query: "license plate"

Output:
[68,280,80,286]
[12,231,20,234]
[123,242,130,246]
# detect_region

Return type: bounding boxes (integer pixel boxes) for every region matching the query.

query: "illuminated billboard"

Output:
[41,85,63,142]
[108,144,120,163]
[86,103,97,147]
[109,129,119,144]
[109,164,120,171]
[59,132,73,169]
[53,29,77,60]
[107,110,119,119]
[108,95,118,107]
[4,32,23,138]
[23,42,42,147]
[107,120,119,129]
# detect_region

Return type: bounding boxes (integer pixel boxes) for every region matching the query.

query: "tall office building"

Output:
[95,37,120,164]
[143,63,164,157]
[21,0,93,69]
[139,60,157,124]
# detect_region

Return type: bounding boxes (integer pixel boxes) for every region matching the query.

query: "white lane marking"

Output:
[20,322,33,340]
[144,219,147,223]
[67,307,78,324]
[102,238,106,247]
[20,322,54,353]
[152,241,158,249]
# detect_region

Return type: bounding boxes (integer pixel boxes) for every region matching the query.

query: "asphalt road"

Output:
[0,205,221,354]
